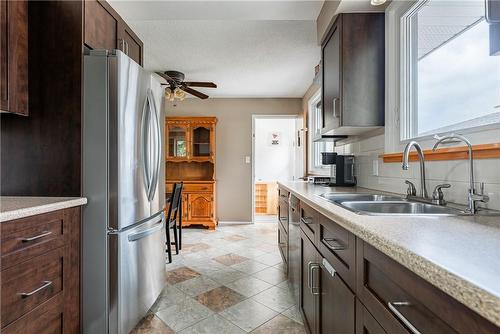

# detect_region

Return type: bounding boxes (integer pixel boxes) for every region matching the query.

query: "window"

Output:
[401,0,500,140]
[308,91,334,174]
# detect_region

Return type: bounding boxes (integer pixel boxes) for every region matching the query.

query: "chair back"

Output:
[166,183,183,226]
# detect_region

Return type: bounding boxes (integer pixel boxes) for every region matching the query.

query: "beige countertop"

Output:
[0,196,88,222]
[278,181,500,327]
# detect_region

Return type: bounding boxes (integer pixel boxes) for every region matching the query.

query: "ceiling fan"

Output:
[155,70,217,100]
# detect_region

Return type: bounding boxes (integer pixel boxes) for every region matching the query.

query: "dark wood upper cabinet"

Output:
[118,23,143,65]
[84,0,118,51]
[321,13,385,136]
[0,0,29,116]
[84,0,143,65]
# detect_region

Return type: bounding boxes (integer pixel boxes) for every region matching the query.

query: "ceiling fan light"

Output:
[370,0,386,5]
[174,87,185,99]
[165,88,173,100]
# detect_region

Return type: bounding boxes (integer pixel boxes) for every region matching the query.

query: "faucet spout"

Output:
[432,133,485,214]
[402,141,428,198]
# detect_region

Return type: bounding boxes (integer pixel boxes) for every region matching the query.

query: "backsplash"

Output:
[335,134,500,211]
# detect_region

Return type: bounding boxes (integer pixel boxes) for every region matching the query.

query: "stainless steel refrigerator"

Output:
[82,50,166,334]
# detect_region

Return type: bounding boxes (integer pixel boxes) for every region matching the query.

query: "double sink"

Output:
[319,193,466,216]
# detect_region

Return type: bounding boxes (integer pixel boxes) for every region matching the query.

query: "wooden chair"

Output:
[166,183,183,263]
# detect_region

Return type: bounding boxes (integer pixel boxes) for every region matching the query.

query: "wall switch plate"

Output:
[245,156,251,164]
[372,160,379,176]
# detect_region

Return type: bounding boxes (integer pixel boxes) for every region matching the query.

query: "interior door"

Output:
[113,51,151,230]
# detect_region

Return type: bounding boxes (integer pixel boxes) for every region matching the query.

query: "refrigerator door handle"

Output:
[141,93,152,198]
[147,89,161,201]
[127,214,165,242]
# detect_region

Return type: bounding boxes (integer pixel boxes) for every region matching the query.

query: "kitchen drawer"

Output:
[1,210,68,269]
[317,214,356,290]
[278,187,290,201]
[1,247,65,327]
[278,221,288,267]
[299,201,318,244]
[167,182,213,193]
[357,241,499,334]
[278,199,289,234]
[2,293,64,334]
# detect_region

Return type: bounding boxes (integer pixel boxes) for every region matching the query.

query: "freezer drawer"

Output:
[109,212,166,334]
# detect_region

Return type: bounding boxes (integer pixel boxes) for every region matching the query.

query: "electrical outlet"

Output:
[372,160,379,176]
[245,156,251,164]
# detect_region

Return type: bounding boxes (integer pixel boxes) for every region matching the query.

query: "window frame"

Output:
[384,0,500,154]
[307,90,331,175]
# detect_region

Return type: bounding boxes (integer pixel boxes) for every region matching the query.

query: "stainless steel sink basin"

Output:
[340,201,466,216]
[319,193,405,203]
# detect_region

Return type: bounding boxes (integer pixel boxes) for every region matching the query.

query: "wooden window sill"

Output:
[380,143,500,163]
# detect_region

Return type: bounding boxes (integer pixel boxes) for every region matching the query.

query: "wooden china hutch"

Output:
[166,117,217,229]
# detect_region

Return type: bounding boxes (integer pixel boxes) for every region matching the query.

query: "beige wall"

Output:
[165,98,302,222]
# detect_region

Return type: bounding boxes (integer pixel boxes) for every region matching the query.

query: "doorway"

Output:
[252,115,303,223]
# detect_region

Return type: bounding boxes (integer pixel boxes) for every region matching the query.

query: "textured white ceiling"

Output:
[109,1,323,97]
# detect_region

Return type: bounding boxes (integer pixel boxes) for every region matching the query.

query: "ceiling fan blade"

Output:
[184,82,217,88]
[155,72,175,83]
[180,86,209,99]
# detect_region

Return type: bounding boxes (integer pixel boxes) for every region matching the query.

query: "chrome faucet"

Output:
[433,133,488,214]
[402,141,429,199]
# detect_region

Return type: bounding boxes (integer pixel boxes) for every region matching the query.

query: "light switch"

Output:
[372,160,379,176]
[245,156,251,164]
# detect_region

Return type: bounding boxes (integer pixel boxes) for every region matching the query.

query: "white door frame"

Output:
[251,114,300,224]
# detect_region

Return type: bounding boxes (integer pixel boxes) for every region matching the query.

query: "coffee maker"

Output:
[321,152,356,186]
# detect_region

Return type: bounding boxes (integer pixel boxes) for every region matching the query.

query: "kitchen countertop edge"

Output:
[278,181,500,327]
[0,197,88,222]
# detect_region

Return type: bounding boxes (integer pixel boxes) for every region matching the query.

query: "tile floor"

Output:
[131,222,305,334]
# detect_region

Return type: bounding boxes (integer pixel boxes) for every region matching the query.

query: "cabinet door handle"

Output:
[333,97,340,118]
[21,231,53,242]
[307,261,313,290]
[310,263,321,295]
[300,217,313,225]
[18,280,53,298]
[322,238,346,251]
[388,302,422,334]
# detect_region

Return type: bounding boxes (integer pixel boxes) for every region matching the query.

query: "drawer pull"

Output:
[21,231,53,242]
[388,301,422,334]
[278,242,287,247]
[323,238,346,251]
[300,217,313,225]
[18,280,53,298]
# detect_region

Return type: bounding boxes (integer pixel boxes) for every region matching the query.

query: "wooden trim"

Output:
[380,143,500,163]
[166,116,217,124]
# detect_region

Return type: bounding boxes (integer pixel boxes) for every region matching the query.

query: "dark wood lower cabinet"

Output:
[0,207,81,333]
[356,300,387,334]
[319,257,355,334]
[357,240,499,334]
[294,196,500,334]
[301,230,318,334]
[300,229,355,334]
